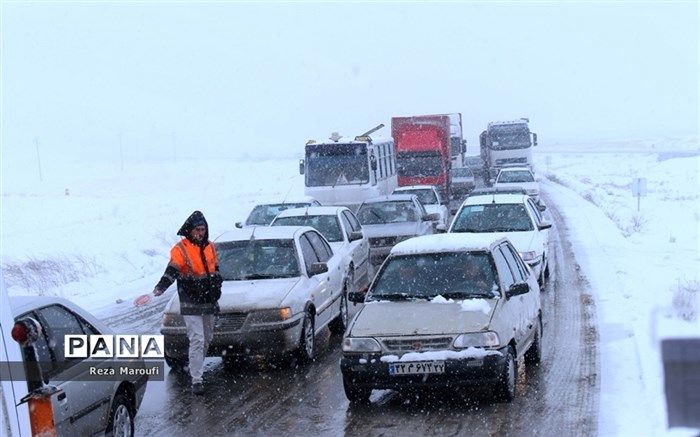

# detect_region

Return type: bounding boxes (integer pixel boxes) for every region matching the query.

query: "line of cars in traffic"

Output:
[160,170,551,402]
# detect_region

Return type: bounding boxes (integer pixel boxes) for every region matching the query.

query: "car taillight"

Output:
[11,322,29,343]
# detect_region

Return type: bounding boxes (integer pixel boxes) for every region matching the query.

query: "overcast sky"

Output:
[1,2,697,165]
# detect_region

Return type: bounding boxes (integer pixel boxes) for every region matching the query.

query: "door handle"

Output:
[57,392,66,401]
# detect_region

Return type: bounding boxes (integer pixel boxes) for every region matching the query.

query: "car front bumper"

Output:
[161,314,304,358]
[340,347,508,390]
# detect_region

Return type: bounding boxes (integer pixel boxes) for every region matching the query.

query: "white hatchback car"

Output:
[449,191,552,285]
[271,206,371,294]
[341,234,542,403]
[392,185,449,231]
[161,226,348,366]
[492,167,540,203]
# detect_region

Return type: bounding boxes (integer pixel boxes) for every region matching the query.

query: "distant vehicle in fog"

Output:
[492,167,540,204]
[235,197,321,228]
[392,185,449,230]
[299,127,397,212]
[480,118,538,179]
[450,166,475,198]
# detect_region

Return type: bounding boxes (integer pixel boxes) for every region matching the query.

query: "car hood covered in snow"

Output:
[348,300,497,337]
[165,277,300,313]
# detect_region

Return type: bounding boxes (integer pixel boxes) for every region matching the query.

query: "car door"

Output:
[31,305,113,436]
[414,199,432,235]
[343,210,370,288]
[491,246,528,349]
[298,233,325,326]
[432,187,449,227]
[303,231,341,328]
[526,197,549,260]
[500,244,538,353]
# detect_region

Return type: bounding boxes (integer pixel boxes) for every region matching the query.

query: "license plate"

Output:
[388,361,445,376]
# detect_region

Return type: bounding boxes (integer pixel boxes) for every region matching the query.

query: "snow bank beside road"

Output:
[537,141,699,436]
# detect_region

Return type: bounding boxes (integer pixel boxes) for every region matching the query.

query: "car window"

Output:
[500,244,525,283]
[414,200,427,216]
[245,203,309,226]
[526,198,543,223]
[357,201,419,224]
[393,189,437,205]
[299,234,319,272]
[272,215,343,242]
[492,247,515,290]
[305,231,332,262]
[36,305,88,377]
[343,210,362,232]
[216,239,300,279]
[339,213,353,240]
[506,242,530,280]
[451,203,534,233]
[497,170,534,183]
[452,167,473,177]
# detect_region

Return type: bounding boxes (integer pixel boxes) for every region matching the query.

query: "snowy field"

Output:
[2,136,699,435]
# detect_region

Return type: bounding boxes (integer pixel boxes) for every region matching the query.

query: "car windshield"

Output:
[497,170,534,183]
[272,215,343,242]
[216,239,300,279]
[451,167,473,178]
[397,153,443,177]
[305,143,369,187]
[357,201,418,224]
[245,203,310,225]
[394,189,437,205]
[451,203,534,232]
[369,252,498,300]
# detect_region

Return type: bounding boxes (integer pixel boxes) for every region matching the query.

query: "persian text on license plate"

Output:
[388,361,445,376]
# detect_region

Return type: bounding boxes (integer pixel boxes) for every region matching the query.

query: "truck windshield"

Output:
[305,144,369,187]
[397,152,443,177]
[489,125,531,150]
[246,203,310,226]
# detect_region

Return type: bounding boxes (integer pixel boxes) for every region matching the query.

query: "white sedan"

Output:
[161,226,348,366]
[392,185,449,231]
[271,206,371,295]
[493,167,540,203]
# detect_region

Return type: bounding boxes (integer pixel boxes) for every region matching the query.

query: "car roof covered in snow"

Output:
[274,206,348,218]
[464,193,528,205]
[361,194,417,204]
[497,167,532,173]
[9,295,112,333]
[251,196,319,206]
[393,185,436,191]
[216,226,317,242]
[390,234,507,256]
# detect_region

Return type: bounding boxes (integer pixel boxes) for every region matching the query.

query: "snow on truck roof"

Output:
[216,226,316,242]
[488,119,529,127]
[274,206,348,218]
[390,234,507,256]
[394,185,436,191]
[304,135,393,146]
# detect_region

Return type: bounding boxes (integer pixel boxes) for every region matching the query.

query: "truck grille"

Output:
[215,313,248,332]
[381,336,454,354]
[369,236,398,247]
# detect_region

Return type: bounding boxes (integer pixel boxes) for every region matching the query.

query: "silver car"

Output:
[355,195,437,265]
[9,296,147,436]
[341,234,542,403]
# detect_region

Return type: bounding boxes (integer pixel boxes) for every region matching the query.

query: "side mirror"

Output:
[235,222,243,229]
[435,224,447,233]
[489,178,496,185]
[537,203,547,212]
[348,291,366,304]
[423,213,440,222]
[538,221,552,230]
[532,133,538,146]
[506,282,530,299]
[348,230,364,242]
[307,262,329,277]
[299,159,305,175]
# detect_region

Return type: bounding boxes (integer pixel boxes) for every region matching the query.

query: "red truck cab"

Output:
[391,115,452,200]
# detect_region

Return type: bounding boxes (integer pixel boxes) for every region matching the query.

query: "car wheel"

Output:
[524,318,543,366]
[296,310,315,363]
[329,285,349,335]
[106,392,134,437]
[544,259,551,279]
[494,346,516,402]
[164,353,188,372]
[343,378,371,403]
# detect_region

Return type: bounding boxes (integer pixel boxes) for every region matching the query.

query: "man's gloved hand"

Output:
[153,287,165,297]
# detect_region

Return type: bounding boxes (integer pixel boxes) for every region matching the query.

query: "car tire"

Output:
[296,310,315,363]
[329,285,349,335]
[164,353,188,372]
[494,346,516,402]
[524,318,543,367]
[106,391,134,437]
[343,378,371,403]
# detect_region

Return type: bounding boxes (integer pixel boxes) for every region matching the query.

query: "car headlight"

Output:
[520,251,537,262]
[343,337,381,353]
[248,308,292,325]
[162,313,185,327]
[453,332,500,349]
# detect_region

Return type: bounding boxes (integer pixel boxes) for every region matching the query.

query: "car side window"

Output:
[501,244,527,282]
[36,305,88,377]
[414,199,427,216]
[433,189,442,205]
[306,231,332,262]
[343,211,362,232]
[299,234,319,273]
[526,198,543,223]
[492,247,515,290]
[339,213,353,240]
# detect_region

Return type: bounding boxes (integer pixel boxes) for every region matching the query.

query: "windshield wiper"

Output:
[369,293,420,301]
[454,228,481,233]
[440,291,496,300]
[240,273,278,280]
